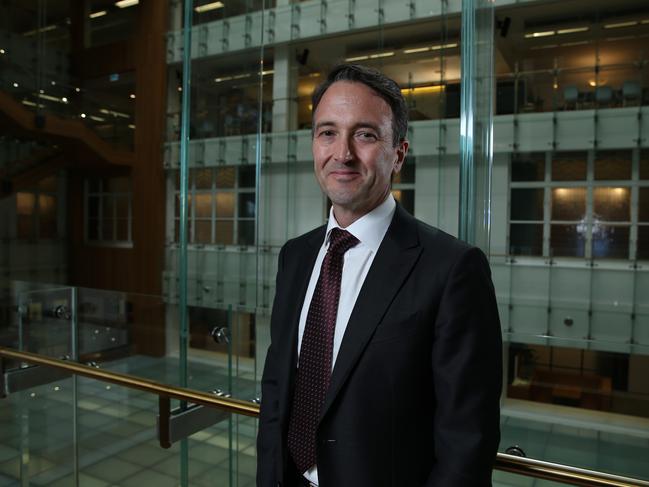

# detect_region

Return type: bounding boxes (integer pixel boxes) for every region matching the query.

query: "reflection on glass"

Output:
[552,187,586,220]
[102,195,114,219]
[639,188,649,222]
[510,223,543,256]
[507,344,649,418]
[193,168,213,189]
[116,219,129,241]
[107,177,129,192]
[102,220,113,241]
[511,188,544,221]
[594,150,631,180]
[392,189,414,215]
[38,176,58,192]
[88,219,99,240]
[239,166,256,188]
[216,167,236,188]
[592,224,629,259]
[552,152,587,181]
[641,149,649,179]
[593,187,630,222]
[551,224,586,257]
[638,226,649,260]
[195,194,213,218]
[238,193,256,218]
[115,195,129,217]
[16,192,35,215]
[195,220,212,244]
[215,193,235,217]
[238,220,255,246]
[511,153,545,182]
[393,161,415,184]
[38,195,56,218]
[174,194,192,218]
[215,220,234,245]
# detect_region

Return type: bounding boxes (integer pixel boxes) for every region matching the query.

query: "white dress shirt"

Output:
[296,194,396,485]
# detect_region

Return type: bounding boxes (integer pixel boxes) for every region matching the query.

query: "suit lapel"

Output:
[320,206,422,420]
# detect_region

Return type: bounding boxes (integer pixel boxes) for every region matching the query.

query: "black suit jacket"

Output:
[257,205,502,487]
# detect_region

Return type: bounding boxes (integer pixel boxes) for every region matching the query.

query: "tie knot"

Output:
[328,228,359,255]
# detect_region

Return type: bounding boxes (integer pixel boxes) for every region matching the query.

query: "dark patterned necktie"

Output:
[287,228,360,474]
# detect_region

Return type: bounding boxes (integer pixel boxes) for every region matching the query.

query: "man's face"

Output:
[312,81,408,226]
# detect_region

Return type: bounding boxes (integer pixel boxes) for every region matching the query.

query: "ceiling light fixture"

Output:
[524,30,555,38]
[130,93,136,99]
[345,55,369,62]
[23,25,57,36]
[604,21,637,29]
[195,1,224,12]
[557,26,589,34]
[0,48,5,54]
[404,47,430,54]
[115,0,139,8]
[89,10,107,18]
[401,85,444,95]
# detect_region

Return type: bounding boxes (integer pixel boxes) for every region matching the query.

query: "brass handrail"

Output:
[2,347,648,487]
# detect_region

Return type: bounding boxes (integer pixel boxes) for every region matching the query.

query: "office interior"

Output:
[0,0,648,485]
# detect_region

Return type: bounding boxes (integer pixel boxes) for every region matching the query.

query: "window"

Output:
[392,156,415,215]
[85,177,133,245]
[174,166,256,246]
[16,176,59,240]
[509,150,644,260]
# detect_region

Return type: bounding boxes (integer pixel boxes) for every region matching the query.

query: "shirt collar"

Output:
[325,194,396,253]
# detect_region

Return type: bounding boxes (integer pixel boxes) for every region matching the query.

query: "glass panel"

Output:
[238,193,256,219]
[238,166,256,188]
[38,176,58,192]
[215,221,234,245]
[638,226,649,260]
[215,168,236,188]
[193,168,213,189]
[194,194,213,218]
[195,220,212,244]
[641,150,649,180]
[238,220,255,246]
[594,150,632,180]
[393,160,415,184]
[392,189,415,214]
[511,153,545,182]
[551,187,586,220]
[593,187,630,222]
[639,188,649,222]
[511,188,544,221]
[215,193,235,218]
[591,225,629,259]
[552,152,587,181]
[510,223,543,256]
[550,224,586,257]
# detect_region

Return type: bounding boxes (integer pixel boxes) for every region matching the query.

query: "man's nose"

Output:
[333,137,353,163]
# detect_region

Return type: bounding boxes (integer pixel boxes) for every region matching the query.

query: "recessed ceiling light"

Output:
[129,93,136,99]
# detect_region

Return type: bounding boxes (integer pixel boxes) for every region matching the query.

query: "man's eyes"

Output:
[356,131,378,141]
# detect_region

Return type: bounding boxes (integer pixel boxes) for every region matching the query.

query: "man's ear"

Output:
[393,139,409,174]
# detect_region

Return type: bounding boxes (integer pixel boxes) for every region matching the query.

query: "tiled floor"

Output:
[1,355,648,486]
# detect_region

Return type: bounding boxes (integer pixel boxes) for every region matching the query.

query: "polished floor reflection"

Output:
[1,355,648,486]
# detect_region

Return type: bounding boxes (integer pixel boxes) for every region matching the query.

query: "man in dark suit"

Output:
[257,64,502,487]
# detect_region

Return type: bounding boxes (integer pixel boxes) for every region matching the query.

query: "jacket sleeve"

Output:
[257,244,286,487]
[425,247,503,487]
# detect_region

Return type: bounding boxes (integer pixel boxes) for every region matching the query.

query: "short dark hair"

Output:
[311,64,408,147]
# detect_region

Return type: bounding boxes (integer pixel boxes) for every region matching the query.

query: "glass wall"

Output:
[1,0,649,485]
